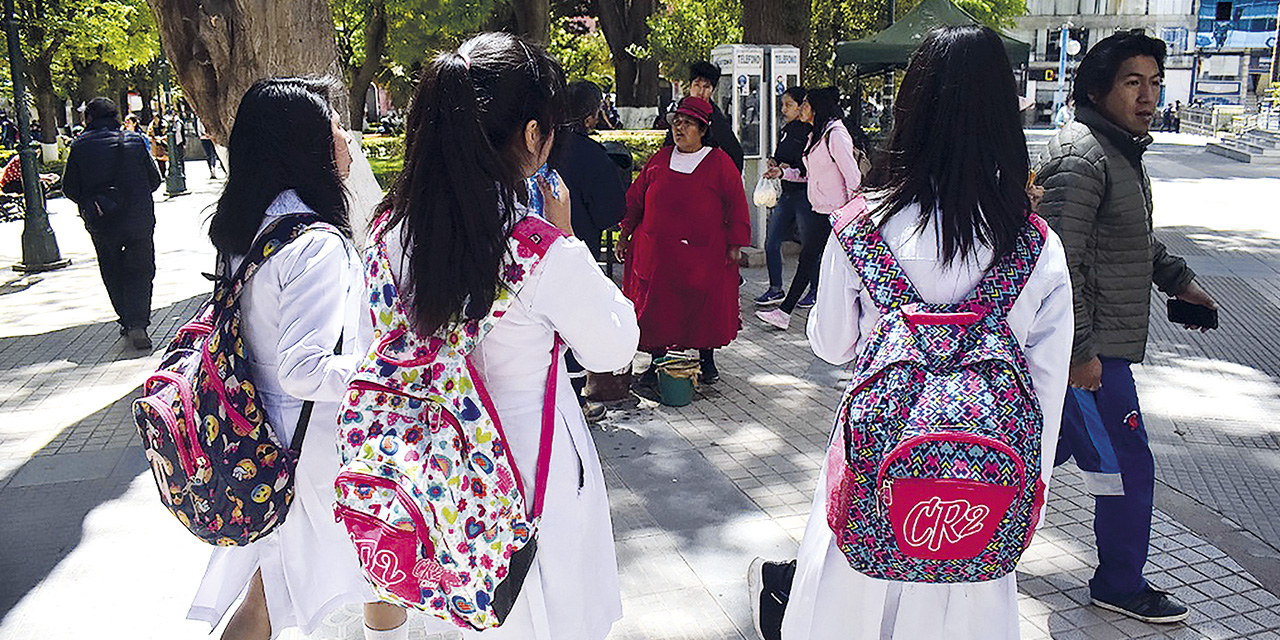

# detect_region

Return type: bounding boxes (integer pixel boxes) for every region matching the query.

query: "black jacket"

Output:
[773,119,812,193]
[559,129,627,252]
[663,102,744,173]
[63,118,162,233]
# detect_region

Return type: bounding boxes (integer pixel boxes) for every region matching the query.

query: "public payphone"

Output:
[709,44,802,245]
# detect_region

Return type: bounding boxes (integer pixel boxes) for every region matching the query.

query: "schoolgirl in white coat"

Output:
[368,33,638,640]
[188,78,407,640]
[776,27,1075,640]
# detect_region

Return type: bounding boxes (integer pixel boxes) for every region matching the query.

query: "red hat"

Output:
[665,96,713,127]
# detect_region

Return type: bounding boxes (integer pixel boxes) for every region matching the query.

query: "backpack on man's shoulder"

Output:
[824,196,1049,583]
[132,214,340,546]
[334,214,566,630]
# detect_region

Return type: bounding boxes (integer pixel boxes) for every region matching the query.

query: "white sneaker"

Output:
[755,308,790,330]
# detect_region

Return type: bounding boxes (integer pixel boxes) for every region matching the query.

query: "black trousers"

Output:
[90,224,155,330]
[779,207,830,314]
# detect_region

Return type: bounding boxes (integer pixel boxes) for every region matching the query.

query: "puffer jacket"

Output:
[1036,106,1195,365]
[63,117,162,235]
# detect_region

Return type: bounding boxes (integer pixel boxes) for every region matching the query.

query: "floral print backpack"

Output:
[132,215,339,546]
[824,196,1049,583]
[335,214,565,630]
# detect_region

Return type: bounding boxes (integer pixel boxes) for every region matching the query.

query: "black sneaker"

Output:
[754,288,784,306]
[795,289,817,309]
[748,558,795,640]
[582,401,607,424]
[1091,587,1189,624]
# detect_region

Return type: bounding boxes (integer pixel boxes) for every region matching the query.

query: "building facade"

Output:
[1009,0,1200,123]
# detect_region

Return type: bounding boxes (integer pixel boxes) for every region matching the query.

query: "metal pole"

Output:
[161,61,187,196]
[5,0,69,273]
[1053,24,1069,113]
[880,0,896,136]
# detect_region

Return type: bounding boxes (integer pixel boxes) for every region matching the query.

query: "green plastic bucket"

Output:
[656,369,695,406]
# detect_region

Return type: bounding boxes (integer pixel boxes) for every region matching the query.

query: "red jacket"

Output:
[621,146,751,351]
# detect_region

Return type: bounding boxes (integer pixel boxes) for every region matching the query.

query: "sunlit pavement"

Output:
[2,138,1278,640]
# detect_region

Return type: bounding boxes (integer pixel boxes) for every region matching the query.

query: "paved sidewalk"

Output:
[2,143,1279,640]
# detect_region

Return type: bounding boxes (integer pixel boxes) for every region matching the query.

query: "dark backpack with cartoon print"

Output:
[132,214,339,546]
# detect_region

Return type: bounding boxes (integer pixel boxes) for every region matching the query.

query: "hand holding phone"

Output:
[1167,299,1218,330]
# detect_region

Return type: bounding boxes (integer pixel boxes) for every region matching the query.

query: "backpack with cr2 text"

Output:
[824,196,1049,583]
[132,214,339,546]
[334,214,565,630]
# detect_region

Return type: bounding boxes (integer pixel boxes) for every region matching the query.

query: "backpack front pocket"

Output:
[335,470,435,605]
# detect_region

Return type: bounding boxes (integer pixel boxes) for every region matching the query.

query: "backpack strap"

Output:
[964,213,1049,317]
[830,197,923,313]
[222,213,332,304]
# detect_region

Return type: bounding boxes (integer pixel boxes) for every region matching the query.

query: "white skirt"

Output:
[186,396,374,638]
[780,457,1020,640]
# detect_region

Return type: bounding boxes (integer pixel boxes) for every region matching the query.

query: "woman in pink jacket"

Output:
[756,87,863,330]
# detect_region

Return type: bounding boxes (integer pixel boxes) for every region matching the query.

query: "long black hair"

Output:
[209,77,349,255]
[805,87,842,152]
[381,32,566,335]
[875,25,1029,264]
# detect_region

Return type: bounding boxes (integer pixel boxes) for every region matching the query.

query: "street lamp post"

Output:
[4,0,69,273]
[159,59,187,197]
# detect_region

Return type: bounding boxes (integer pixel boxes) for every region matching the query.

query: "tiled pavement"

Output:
[2,141,1279,640]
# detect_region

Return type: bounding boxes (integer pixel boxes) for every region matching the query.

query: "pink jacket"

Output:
[781,120,863,214]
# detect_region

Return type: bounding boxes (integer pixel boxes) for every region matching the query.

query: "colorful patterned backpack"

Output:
[335,215,565,630]
[132,214,340,546]
[825,196,1049,583]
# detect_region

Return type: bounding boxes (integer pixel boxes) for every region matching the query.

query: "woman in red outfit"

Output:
[616,96,751,385]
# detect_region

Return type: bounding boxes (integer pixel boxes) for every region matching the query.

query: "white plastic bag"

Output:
[753,175,781,208]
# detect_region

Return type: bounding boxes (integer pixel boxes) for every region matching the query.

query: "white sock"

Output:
[364,621,409,640]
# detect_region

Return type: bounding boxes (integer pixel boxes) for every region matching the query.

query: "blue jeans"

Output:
[1055,357,1154,602]
[764,188,810,289]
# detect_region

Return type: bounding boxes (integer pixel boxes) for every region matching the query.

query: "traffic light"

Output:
[1034,68,1058,82]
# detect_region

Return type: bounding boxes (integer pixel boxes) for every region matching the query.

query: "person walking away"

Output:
[750,26,1074,640]
[557,80,629,422]
[662,62,745,173]
[197,117,223,179]
[62,98,162,350]
[366,33,638,640]
[147,115,169,176]
[756,87,862,331]
[754,87,815,308]
[618,96,751,387]
[1036,31,1217,624]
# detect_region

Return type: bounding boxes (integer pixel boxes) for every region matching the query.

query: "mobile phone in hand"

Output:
[1167,299,1218,329]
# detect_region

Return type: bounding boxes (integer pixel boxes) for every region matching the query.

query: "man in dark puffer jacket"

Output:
[1037,32,1217,625]
[64,98,163,350]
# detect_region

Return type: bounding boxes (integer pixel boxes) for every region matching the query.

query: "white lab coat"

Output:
[782,203,1074,640]
[380,213,639,640]
[187,190,375,636]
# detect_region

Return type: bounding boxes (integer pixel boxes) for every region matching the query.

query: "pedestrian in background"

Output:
[618,96,751,386]
[372,32,637,640]
[197,117,222,179]
[148,114,170,176]
[755,26,1073,640]
[62,97,162,350]
[754,86,816,309]
[1037,31,1217,625]
[756,86,863,331]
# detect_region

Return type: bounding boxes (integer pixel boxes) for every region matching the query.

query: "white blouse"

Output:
[188,190,374,636]
[784,201,1074,640]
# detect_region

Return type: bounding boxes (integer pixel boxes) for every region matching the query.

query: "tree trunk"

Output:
[512,0,551,43]
[595,0,659,108]
[27,59,60,143]
[742,0,811,65]
[144,0,345,145]
[348,0,388,130]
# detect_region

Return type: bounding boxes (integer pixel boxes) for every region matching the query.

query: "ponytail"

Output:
[379,33,565,336]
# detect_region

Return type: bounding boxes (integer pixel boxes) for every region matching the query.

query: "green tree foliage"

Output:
[4,0,161,141]
[547,17,613,88]
[644,0,741,83]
